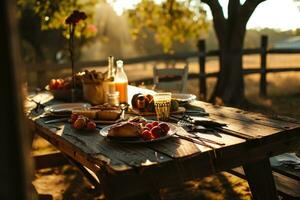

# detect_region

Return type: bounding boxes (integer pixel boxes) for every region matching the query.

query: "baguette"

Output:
[72,110,98,119]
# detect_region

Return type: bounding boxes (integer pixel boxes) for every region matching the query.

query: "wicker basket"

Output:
[82,81,105,105]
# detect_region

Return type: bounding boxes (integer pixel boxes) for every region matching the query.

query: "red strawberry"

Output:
[86,121,96,130]
[150,126,163,138]
[141,130,154,140]
[146,123,153,130]
[151,121,159,127]
[158,123,170,135]
[142,127,150,132]
[70,113,79,123]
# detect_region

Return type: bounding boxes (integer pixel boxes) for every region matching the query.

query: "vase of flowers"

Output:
[65,10,87,102]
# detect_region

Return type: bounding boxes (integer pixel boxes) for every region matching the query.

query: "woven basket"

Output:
[82,81,105,105]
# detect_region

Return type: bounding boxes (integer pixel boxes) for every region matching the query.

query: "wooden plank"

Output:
[30,119,107,172]
[215,128,300,171]
[230,167,300,198]
[97,152,215,200]
[243,158,279,200]
[34,151,68,170]
[267,67,300,73]
[268,49,300,54]
[32,117,174,172]
[197,39,207,100]
[191,101,300,130]
[272,165,300,181]
[26,52,198,71]
[260,35,268,97]
[208,115,280,137]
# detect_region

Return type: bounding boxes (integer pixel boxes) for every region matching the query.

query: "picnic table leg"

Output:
[98,169,161,200]
[65,155,102,195]
[243,158,278,200]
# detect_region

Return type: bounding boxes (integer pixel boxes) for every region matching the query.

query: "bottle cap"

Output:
[116,60,123,67]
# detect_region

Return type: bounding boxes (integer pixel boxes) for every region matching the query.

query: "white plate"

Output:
[100,122,177,143]
[172,93,196,103]
[44,103,91,113]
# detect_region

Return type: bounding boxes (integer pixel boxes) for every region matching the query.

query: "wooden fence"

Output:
[28,35,300,99]
[197,35,300,99]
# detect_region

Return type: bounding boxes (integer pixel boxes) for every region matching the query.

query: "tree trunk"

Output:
[211,47,245,105]
[210,29,246,105]
[203,0,265,105]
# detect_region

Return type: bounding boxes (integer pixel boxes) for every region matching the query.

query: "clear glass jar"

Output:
[107,91,119,106]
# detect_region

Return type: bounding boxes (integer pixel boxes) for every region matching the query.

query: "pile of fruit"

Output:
[70,113,97,131]
[140,121,170,141]
[131,93,179,112]
[48,73,83,90]
[49,79,70,90]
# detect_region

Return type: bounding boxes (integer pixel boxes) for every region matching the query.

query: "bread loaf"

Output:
[72,110,98,119]
[97,110,121,121]
[108,122,141,137]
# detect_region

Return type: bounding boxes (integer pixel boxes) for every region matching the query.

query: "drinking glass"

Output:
[153,93,172,121]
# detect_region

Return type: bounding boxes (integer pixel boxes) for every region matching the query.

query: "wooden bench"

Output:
[228,165,300,199]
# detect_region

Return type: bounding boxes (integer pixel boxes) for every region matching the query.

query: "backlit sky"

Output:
[109,0,300,30]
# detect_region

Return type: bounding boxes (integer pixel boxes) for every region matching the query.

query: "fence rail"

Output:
[28,35,300,99]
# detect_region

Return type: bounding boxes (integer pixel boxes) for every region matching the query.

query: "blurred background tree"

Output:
[126,0,208,53]
[17,0,98,62]
[17,0,300,105]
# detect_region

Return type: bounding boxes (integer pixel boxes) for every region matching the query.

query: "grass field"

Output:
[32,54,300,199]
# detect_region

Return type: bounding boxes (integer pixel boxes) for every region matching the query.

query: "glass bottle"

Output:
[115,60,128,103]
[103,56,116,103]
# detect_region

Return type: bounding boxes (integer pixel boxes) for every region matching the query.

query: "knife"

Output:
[175,133,215,149]
[186,133,225,146]
[44,118,69,124]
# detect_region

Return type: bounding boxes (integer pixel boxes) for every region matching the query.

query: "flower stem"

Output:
[69,24,76,101]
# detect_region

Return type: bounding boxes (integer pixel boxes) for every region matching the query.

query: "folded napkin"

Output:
[270,153,300,170]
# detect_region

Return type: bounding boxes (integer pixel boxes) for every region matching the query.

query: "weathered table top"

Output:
[27,86,300,199]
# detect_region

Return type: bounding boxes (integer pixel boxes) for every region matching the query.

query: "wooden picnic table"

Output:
[27,86,300,200]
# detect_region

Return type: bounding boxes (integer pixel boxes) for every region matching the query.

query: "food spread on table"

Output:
[48,73,84,91]
[130,93,183,115]
[40,56,204,143]
[73,104,122,121]
[71,114,97,131]
[105,117,172,142]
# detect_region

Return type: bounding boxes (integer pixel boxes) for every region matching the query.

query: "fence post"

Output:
[260,35,268,97]
[197,39,207,100]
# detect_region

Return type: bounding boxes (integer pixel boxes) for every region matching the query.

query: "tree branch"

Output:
[228,0,240,20]
[201,0,227,46]
[240,0,266,25]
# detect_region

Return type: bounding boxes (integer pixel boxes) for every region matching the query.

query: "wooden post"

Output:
[197,39,207,100]
[37,69,47,88]
[243,158,279,200]
[0,0,33,199]
[260,35,268,97]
